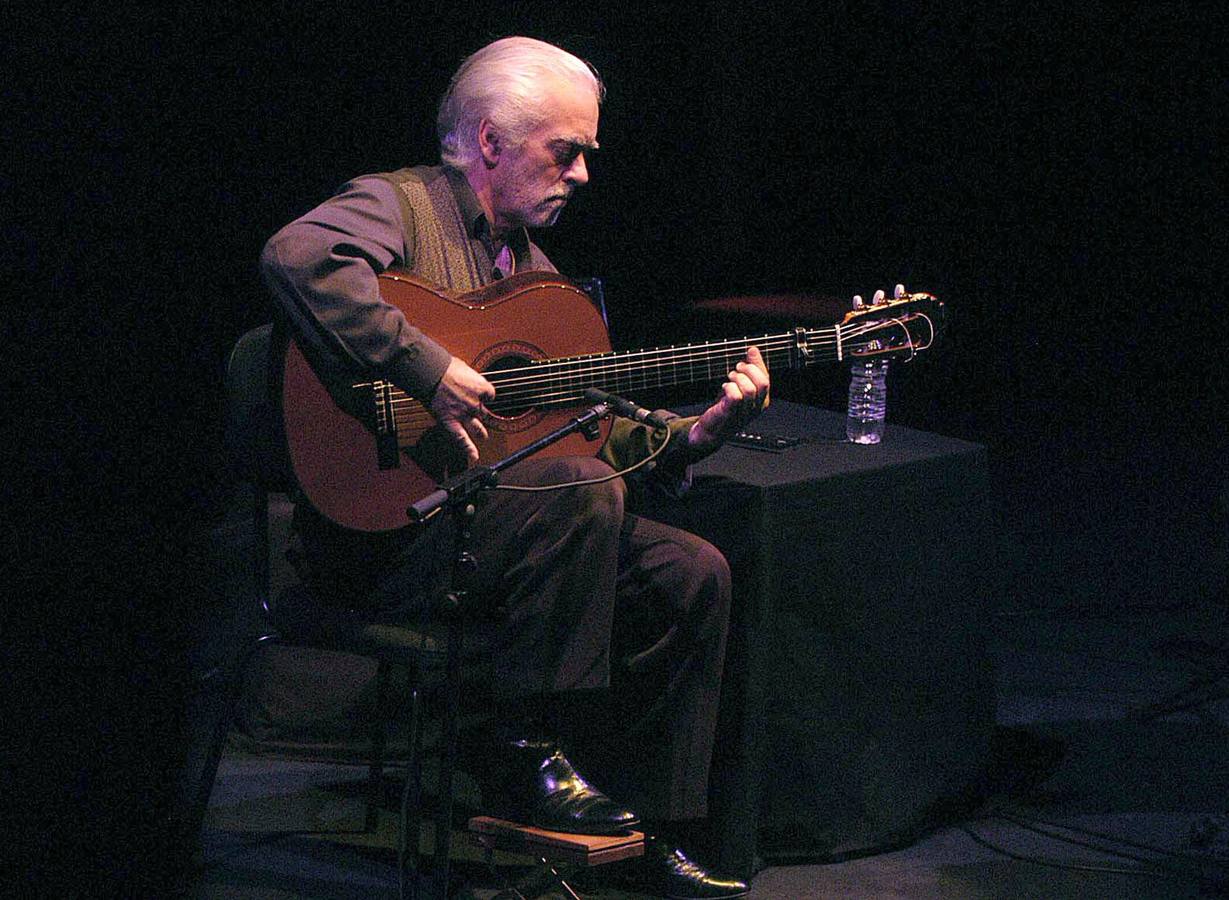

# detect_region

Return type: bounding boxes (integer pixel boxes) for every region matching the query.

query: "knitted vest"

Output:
[379,166,556,291]
[381,166,488,291]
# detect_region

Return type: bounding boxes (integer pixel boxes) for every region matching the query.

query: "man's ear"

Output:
[478,119,501,169]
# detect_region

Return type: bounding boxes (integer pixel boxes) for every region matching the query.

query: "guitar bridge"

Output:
[365,380,401,470]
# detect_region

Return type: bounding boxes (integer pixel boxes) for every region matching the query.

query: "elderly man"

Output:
[261,36,767,898]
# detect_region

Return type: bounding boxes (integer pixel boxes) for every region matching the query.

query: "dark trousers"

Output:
[321,456,731,820]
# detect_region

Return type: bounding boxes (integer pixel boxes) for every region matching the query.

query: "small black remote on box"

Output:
[727,430,801,452]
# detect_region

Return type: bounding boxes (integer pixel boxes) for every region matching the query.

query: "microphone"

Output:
[584,388,671,430]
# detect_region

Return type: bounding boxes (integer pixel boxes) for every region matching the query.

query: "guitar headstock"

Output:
[841,291,945,361]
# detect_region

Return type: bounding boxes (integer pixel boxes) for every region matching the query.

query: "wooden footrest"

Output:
[468,816,645,866]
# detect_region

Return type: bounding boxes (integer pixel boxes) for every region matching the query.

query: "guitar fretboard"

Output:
[481,331,827,412]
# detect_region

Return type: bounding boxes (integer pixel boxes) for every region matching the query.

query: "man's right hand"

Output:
[429,356,495,465]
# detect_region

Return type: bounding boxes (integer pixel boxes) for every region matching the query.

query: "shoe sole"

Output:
[531,816,642,835]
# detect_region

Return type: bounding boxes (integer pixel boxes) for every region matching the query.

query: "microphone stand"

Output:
[399,401,611,900]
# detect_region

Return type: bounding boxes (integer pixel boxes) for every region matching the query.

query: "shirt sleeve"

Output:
[599,413,699,497]
[259,175,453,397]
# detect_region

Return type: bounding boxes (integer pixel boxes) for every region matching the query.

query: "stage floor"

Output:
[193,601,1229,899]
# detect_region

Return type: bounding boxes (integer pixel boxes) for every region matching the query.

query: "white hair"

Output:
[437,36,604,171]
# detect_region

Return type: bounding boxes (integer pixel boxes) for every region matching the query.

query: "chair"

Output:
[202,323,462,900]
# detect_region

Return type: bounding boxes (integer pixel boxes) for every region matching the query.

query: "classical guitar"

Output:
[281,270,943,532]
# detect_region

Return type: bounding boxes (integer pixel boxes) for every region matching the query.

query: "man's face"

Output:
[489,79,599,231]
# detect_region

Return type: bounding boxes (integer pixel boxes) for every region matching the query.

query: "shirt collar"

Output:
[443,165,531,260]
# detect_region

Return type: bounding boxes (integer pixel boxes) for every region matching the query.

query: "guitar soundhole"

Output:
[474,343,551,426]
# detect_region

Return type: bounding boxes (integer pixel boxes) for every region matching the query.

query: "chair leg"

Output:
[366,660,393,833]
[399,682,426,900]
[400,612,466,899]
[186,630,275,854]
[400,673,460,899]
[431,614,465,898]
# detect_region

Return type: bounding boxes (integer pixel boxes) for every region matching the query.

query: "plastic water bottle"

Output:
[846,351,888,444]
[846,286,902,444]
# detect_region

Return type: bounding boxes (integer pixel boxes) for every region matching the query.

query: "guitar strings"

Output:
[449,301,930,390]
[381,330,863,413]
[463,331,822,380]
[387,348,806,414]
[479,332,833,384]
[442,300,925,386]
[384,355,815,433]
[378,317,930,432]
[388,356,802,418]
[384,333,819,403]
[471,318,929,400]
[357,291,935,407]
[486,344,806,393]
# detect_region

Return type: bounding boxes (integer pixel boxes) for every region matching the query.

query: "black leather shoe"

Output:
[481,738,639,835]
[621,836,750,899]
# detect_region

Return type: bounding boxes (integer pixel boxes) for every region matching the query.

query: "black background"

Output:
[8,1,1224,892]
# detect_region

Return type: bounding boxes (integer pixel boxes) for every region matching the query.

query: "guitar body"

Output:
[282,271,613,533]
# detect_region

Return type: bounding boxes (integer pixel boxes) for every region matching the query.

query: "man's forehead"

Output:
[535,77,599,143]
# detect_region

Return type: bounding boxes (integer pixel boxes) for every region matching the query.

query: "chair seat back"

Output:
[224,324,294,494]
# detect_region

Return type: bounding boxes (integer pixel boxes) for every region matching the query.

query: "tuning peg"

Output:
[895,283,906,299]
[852,294,864,308]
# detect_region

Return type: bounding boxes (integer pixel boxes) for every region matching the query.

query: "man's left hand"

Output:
[687,345,771,457]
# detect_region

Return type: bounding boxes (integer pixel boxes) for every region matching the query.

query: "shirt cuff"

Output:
[385,336,453,399]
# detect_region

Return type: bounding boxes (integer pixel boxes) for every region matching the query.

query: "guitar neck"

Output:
[484,327,845,414]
